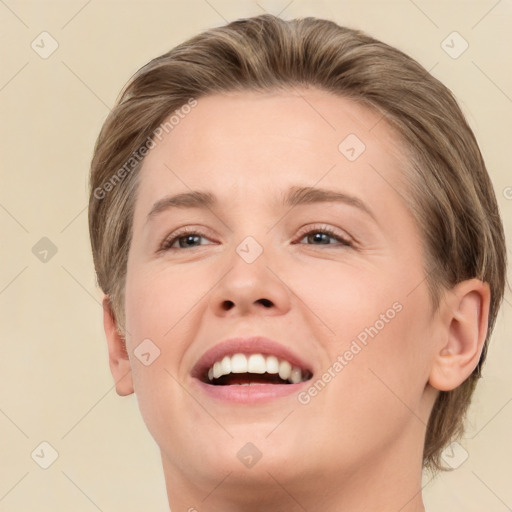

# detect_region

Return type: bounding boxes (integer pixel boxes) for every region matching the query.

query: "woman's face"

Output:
[121,88,439,498]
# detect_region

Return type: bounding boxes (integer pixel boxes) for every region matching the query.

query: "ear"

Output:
[102,295,134,396]
[429,279,491,391]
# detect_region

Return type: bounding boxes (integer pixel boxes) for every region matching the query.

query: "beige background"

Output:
[0,0,511,510]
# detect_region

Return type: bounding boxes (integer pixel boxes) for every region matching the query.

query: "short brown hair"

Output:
[88,14,507,471]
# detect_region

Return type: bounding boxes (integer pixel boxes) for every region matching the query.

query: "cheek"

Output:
[123,263,217,397]
[291,256,401,341]
[303,256,433,407]
[297,310,432,465]
[122,269,196,450]
[321,289,433,428]
[287,300,433,473]
[124,263,205,341]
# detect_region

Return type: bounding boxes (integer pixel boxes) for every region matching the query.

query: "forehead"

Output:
[135,88,410,218]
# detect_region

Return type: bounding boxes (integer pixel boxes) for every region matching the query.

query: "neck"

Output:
[162,441,428,512]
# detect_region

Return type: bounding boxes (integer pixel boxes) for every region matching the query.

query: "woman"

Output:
[88,14,506,511]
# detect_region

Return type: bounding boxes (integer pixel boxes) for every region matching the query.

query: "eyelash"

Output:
[158,225,353,252]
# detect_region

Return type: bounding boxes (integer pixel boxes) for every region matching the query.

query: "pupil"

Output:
[181,235,200,248]
[310,233,328,244]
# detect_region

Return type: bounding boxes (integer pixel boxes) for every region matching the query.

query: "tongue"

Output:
[215,373,288,386]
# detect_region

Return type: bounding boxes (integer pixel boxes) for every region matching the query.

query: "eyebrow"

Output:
[146,186,377,223]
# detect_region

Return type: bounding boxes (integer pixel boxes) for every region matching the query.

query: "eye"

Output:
[295,226,352,247]
[159,228,215,251]
[158,225,353,252]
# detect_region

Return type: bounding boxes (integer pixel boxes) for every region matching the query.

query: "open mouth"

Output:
[201,353,313,386]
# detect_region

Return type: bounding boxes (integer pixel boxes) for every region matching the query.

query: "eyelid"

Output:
[294,223,354,246]
[158,225,217,252]
[158,223,355,253]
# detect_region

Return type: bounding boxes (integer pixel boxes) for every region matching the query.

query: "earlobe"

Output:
[429,279,491,391]
[102,295,134,396]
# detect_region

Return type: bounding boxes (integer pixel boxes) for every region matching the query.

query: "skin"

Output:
[102,88,490,512]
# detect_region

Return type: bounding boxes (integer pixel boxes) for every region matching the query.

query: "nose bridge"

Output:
[208,231,291,316]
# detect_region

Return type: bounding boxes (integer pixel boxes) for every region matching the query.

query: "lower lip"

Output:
[192,378,310,404]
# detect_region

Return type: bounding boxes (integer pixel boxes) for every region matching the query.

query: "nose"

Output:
[207,242,292,318]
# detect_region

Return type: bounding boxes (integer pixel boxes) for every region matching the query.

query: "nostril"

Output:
[220,298,273,310]
[221,300,235,311]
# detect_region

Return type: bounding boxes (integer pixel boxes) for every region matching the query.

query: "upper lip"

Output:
[191,336,314,382]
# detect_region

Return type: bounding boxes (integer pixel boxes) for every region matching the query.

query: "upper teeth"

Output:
[207,353,306,384]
